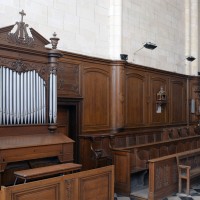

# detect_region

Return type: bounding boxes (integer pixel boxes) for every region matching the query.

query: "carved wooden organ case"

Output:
[0,11,74,186]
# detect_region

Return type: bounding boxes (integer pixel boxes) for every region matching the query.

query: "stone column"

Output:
[185,0,199,75]
[109,0,122,60]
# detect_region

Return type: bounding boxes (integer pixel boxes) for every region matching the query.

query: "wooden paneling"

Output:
[57,52,194,171]
[0,165,114,200]
[125,68,147,127]
[80,173,110,200]
[170,78,187,123]
[110,63,125,131]
[57,62,81,98]
[83,64,111,131]
[57,105,70,135]
[113,151,130,195]
[149,156,177,200]
[149,73,169,124]
[189,77,200,123]
[12,184,60,200]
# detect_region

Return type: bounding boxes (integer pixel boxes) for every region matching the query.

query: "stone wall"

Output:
[0,0,199,75]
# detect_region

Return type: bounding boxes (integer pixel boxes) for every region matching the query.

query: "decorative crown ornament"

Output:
[7,10,34,46]
[50,32,60,49]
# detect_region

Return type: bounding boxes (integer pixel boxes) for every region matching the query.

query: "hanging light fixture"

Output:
[186,56,196,62]
[133,42,157,55]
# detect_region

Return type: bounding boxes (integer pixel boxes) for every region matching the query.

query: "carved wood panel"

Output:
[80,173,111,200]
[125,68,147,127]
[0,165,114,200]
[0,57,48,81]
[149,156,178,200]
[57,62,81,98]
[12,184,60,200]
[82,65,111,131]
[149,74,169,124]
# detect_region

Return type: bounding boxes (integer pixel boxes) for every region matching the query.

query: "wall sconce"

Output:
[176,56,196,66]
[156,86,167,113]
[186,56,196,62]
[143,42,157,50]
[134,42,157,56]
[120,54,128,61]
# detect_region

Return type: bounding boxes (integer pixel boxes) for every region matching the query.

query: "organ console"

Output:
[0,10,74,186]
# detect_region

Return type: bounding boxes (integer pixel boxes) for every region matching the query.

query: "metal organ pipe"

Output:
[6,68,9,125]
[49,73,53,124]
[27,71,31,124]
[0,67,2,124]
[0,66,46,125]
[24,72,27,124]
[13,71,17,124]
[52,73,57,123]
[49,71,57,124]
[2,67,6,124]
[16,70,20,124]
[9,70,13,124]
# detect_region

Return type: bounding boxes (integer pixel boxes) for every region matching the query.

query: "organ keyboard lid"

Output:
[0,134,74,149]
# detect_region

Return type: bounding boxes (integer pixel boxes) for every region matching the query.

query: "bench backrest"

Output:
[112,134,200,175]
[177,149,200,170]
[149,148,200,200]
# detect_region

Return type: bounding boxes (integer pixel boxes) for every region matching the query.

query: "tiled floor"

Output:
[115,183,200,200]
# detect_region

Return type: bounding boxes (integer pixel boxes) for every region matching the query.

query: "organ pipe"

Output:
[0,67,46,125]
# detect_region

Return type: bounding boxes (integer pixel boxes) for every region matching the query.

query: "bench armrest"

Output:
[178,164,191,170]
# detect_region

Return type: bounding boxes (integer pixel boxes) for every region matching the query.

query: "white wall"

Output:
[0,0,110,58]
[122,0,187,74]
[0,0,198,75]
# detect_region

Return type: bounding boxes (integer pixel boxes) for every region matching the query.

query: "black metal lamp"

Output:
[134,42,157,55]
[143,42,157,50]
[186,56,196,62]
[120,54,128,61]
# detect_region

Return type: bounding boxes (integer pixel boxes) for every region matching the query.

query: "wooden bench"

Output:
[80,126,197,170]
[177,150,200,195]
[148,148,200,200]
[111,134,200,195]
[14,163,82,184]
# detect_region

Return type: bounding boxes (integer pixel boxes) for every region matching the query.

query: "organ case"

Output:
[0,10,74,186]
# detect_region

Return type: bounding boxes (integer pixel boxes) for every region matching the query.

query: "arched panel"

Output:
[125,71,147,127]
[83,67,110,131]
[170,79,187,123]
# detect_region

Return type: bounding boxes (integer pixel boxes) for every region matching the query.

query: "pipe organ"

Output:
[0,10,74,187]
[0,67,47,125]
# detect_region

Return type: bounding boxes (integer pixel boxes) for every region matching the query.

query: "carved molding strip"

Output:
[155,164,170,190]
[0,57,48,80]
[155,166,162,190]
[57,63,80,95]
[163,165,169,186]
[65,179,73,200]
